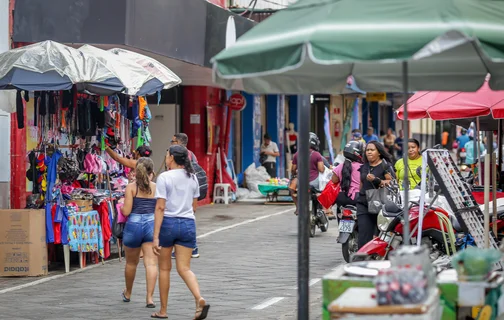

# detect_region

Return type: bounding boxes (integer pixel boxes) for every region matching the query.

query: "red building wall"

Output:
[182,86,225,206]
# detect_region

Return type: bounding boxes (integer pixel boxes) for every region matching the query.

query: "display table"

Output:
[328,288,441,320]
[257,184,292,204]
[322,263,504,320]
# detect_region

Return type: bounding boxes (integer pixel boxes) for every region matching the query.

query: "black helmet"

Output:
[343,141,364,163]
[461,128,468,135]
[309,132,320,151]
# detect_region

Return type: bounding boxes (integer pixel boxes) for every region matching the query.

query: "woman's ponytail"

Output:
[341,158,352,195]
[184,156,195,177]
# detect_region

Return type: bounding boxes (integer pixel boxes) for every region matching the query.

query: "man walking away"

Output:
[394,129,405,159]
[363,127,379,144]
[260,133,280,178]
[170,133,201,258]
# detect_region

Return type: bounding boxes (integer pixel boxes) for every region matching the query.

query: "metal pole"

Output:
[297,94,311,320]
[402,62,410,245]
[477,118,482,186]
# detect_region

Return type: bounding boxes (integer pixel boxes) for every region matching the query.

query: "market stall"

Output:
[0,40,181,275]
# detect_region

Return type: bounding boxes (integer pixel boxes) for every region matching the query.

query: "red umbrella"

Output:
[397,79,504,120]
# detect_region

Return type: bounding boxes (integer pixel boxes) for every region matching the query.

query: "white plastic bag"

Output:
[319,167,333,191]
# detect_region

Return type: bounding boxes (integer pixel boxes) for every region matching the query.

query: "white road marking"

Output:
[309,278,321,286]
[197,208,294,239]
[0,207,294,295]
[0,258,119,295]
[251,297,285,310]
[289,278,322,290]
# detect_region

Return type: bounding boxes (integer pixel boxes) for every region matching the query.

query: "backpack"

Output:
[190,152,208,201]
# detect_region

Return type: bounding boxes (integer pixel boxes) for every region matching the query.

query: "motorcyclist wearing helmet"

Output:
[289,132,326,215]
[331,141,364,208]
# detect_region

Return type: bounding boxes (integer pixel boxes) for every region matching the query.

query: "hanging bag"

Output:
[365,162,390,214]
[317,181,340,209]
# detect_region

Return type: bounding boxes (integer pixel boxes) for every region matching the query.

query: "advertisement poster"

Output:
[253,95,261,166]
[206,106,214,155]
[277,95,285,178]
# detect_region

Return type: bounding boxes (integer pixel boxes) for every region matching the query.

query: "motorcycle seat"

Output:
[382,200,403,217]
[449,215,463,232]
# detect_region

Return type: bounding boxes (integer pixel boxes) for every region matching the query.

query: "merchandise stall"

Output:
[24,90,155,272]
[0,40,181,275]
[322,150,504,320]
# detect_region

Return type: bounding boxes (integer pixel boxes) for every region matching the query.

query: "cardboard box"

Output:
[0,210,48,277]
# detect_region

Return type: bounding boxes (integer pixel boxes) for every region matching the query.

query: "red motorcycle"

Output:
[353,198,463,261]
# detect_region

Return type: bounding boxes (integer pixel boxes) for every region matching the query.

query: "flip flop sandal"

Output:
[121,290,130,302]
[194,298,210,320]
[146,303,156,308]
[151,313,168,319]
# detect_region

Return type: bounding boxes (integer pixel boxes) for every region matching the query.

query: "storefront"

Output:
[10,0,256,207]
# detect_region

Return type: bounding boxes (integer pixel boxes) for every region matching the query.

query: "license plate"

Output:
[339,220,355,233]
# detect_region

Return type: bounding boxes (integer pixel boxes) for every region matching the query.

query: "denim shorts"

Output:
[159,217,196,249]
[123,213,155,248]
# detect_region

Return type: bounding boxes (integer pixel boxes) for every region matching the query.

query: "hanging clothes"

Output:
[96,201,112,259]
[44,150,62,243]
[16,90,24,129]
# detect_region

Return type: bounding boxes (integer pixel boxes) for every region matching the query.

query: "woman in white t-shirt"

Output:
[152,145,210,320]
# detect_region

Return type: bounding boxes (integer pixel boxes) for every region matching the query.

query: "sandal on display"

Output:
[194,298,210,320]
[151,313,168,319]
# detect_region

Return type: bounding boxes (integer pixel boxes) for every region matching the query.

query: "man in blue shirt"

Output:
[363,127,379,144]
[464,138,485,165]
[456,129,470,151]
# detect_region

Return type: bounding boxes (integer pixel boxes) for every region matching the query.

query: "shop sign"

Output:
[227,93,246,111]
[366,92,387,102]
[190,114,201,124]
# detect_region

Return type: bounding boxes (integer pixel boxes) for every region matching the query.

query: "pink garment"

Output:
[116,203,128,223]
[333,161,362,200]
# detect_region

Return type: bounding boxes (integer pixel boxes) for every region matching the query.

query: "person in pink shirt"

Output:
[331,141,364,208]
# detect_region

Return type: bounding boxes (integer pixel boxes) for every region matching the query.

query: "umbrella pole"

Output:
[477,117,482,185]
[297,94,311,320]
[402,61,411,245]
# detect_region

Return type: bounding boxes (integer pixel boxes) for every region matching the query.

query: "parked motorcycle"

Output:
[309,186,329,237]
[353,188,464,261]
[336,205,358,263]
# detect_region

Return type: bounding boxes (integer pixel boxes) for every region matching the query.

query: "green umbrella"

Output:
[213,0,504,94]
[211,1,504,318]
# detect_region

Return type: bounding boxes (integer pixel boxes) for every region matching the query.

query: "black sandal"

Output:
[121,290,130,303]
[194,298,210,320]
[151,313,168,319]
[146,303,156,308]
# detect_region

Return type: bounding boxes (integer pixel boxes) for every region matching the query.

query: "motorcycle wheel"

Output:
[310,223,316,238]
[319,212,329,232]
[342,231,358,263]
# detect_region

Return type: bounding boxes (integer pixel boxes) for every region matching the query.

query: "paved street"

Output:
[0,203,343,319]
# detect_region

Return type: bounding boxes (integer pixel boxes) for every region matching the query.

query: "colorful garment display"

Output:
[68,210,104,258]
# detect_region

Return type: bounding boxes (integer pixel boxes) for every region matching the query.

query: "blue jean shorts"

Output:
[159,217,196,249]
[123,213,155,248]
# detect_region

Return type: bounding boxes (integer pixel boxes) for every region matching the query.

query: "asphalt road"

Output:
[0,203,344,320]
